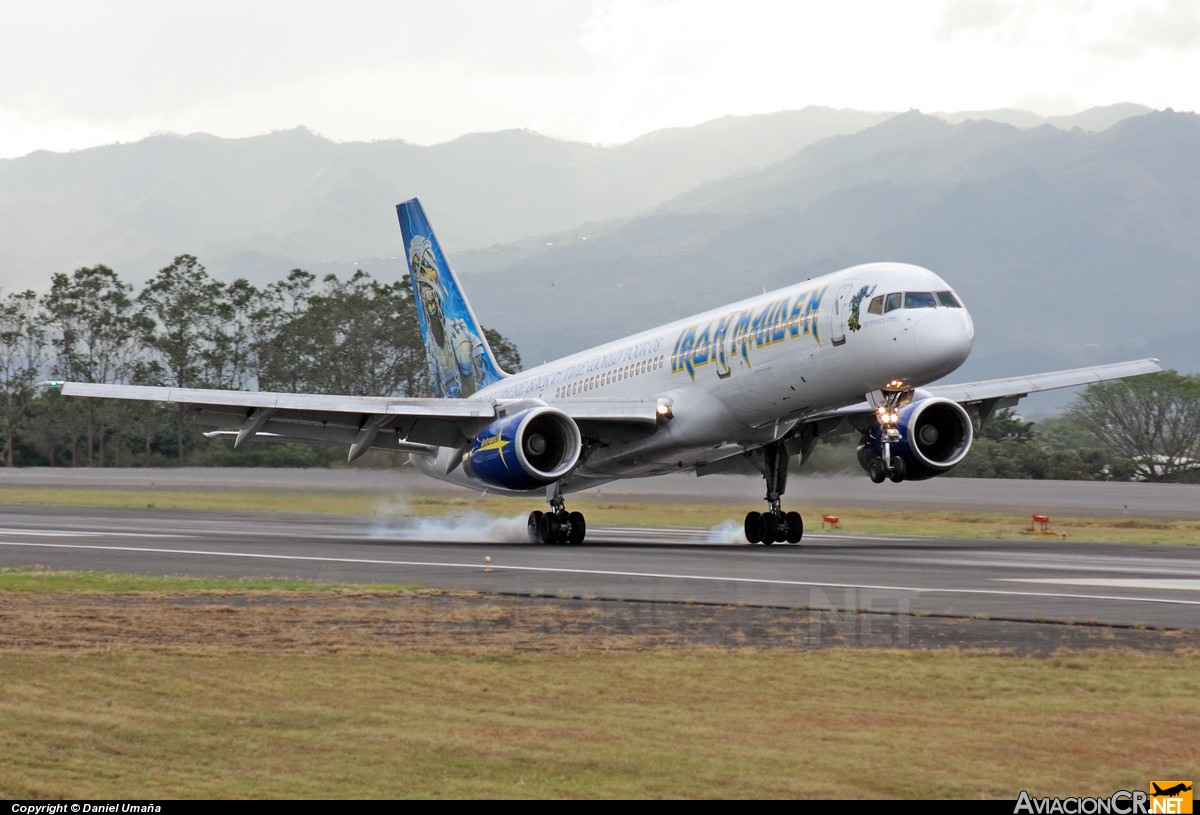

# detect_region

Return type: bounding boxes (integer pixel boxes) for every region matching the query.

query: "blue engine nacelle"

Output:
[463,406,582,492]
[857,397,973,481]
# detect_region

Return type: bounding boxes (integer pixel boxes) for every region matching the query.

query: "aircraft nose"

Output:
[913,308,974,375]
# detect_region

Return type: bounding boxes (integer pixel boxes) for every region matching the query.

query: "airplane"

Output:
[51,197,1161,545]
[1152,783,1193,797]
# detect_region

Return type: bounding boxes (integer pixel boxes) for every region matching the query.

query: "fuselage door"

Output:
[827,283,854,347]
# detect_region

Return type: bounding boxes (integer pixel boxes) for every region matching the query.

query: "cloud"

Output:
[2,0,1198,158]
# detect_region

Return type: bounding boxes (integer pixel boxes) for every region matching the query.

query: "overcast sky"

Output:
[2,0,1198,159]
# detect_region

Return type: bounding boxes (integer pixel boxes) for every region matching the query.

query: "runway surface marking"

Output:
[1002,578,1200,592]
[0,528,190,539]
[4,539,1200,609]
[593,527,923,544]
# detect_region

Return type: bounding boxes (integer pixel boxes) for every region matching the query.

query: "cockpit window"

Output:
[904,291,937,309]
[868,295,884,315]
[936,290,962,308]
[884,293,903,312]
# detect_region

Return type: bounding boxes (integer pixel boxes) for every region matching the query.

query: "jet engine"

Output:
[857,397,973,482]
[463,406,582,491]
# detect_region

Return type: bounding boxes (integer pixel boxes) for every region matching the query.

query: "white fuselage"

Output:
[413,262,974,493]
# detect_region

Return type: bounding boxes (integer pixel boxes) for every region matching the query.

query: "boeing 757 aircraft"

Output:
[53,198,1161,545]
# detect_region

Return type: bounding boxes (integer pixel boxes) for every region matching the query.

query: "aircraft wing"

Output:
[816,358,1163,426]
[51,382,660,460]
[697,357,1164,478]
[921,358,1163,406]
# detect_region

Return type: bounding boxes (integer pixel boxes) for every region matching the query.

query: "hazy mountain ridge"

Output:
[461,109,1199,390]
[0,103,1191,401]
[0,106,903,286]
[0,104,1152,289]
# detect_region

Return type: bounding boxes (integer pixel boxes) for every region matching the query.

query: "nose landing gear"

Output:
[869,387,909,484]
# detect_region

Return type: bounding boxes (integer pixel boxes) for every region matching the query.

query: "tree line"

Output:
[952,371,1200,483]
[1,256,1194,481]
[0,256,521,468]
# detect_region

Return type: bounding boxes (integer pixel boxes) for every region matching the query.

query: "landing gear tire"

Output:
[744,511,764,544]
[888,456,907,483]
[761,517,777,546]
[537,511,558,544]
[527,511,544,544]
[785,511,803,544]
[567,511,586,545]
[869,457,887,484]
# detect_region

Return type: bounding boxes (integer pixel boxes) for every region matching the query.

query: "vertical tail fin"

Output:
[396,198,507,398]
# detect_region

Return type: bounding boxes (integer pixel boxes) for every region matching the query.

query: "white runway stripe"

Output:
[1002,578,1200,592]
[3,539,1200,608]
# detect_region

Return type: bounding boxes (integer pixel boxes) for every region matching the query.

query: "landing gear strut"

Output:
[744,441,803,545]
[868,387,909,484]
[527,482,586,545]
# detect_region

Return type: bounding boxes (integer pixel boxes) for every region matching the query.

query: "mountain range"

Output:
[1,101,1192,409]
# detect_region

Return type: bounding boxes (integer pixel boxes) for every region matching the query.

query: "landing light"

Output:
[656,402,674,421]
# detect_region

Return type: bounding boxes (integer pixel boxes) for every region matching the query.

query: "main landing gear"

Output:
[527,482,586,545]
[743,441,804,545]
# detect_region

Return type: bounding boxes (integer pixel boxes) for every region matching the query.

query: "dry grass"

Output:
[1,573,1198,799]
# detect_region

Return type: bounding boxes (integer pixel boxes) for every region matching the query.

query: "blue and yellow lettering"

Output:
[769,299,788,344]
[805,285,826,344]
[677,326,697,379]
[788,292,810,338]
[691,323,711,373]
[713,314,731,378]
[733,310,754,368]
[752,302,775,347]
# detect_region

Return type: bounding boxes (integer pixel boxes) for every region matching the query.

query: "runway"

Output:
[1,502,1197,634]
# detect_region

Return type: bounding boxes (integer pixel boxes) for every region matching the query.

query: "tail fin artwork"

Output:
[397,198,508,398]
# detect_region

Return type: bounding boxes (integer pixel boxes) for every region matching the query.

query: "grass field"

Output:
[0,569,1197,799]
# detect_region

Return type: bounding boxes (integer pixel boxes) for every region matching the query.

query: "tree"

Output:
[256,269,428,397]
[137,256,253,463]
[254,269,318,394]
[0,290,48,466]
[484,327,523,373]
[42,266,150,465]
[979,409,1035,443]
[219,277,262,391]
[1066,371,1200,482]
[137,255,235,389]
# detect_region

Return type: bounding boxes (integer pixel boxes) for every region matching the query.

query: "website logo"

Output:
[1014,783,1193,814]
[1150,782,1193,815]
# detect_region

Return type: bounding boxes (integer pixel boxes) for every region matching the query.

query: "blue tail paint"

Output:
[397,198,507,398]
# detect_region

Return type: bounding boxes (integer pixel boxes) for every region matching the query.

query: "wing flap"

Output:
[549,398,662,443]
